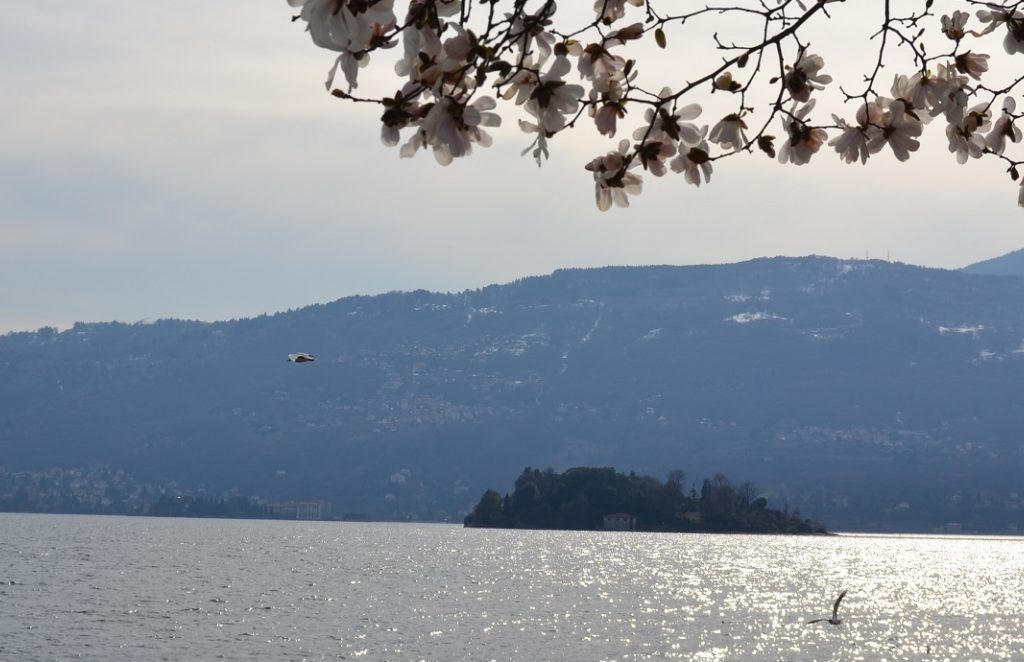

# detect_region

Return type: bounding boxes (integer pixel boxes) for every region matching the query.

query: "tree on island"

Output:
[286,1,1024,209]
[464,466,826,533]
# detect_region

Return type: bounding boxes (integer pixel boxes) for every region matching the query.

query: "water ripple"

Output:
[1,515,1023,660]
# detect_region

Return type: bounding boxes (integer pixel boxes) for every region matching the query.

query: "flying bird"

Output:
[807,590,847,625]
[287,353,316,363]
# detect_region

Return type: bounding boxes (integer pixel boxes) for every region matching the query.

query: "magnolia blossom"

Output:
[325,50,368,91]
[575,39,632,100]
[987,98,1022,154]
[401,96,501,165]
[778,101,827,165]
[708,113,748,151]
[442,25,476,65]
[976,8,1024,55]
[829,117,869,165]
[867,99,923,162]
[784,52,832,103]
[289,0,396,53]
[714,72,742,93]
[591,95,626,137]
[946,122,986,163]
[670,130,713,187]
[524,57,586,133]
[507,4,557,66]
[518,119,550,166]
[930,64,971,124]
[499,63,539,105]
[396,26,444,89]
[946,103,991,164]
[593,0,643,23]
[829,102,883,165]
[290,0,1024,211]
[941,11,970,40]
[585,139,642,211]
[632,98,703,146]
[955,51,990,81]
[380,83,427,146]
[291,0,396,89]
[636,141,676,177]
[891,71,943,124]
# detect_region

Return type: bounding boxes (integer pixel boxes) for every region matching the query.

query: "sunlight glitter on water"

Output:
[1,515,1023,660]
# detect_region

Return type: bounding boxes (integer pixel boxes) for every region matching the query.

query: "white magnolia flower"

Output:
[499,61,539,105]
[636,140,677,177]
[829,102,882,165]
[518,119,550,166]
[585,139,642,211]
[987,98,1022,154]
[593,0,643,23]
[590,94,626,137]
[633,97,703,147]
[946,123,986,164]
[507,3,557,66]
[524,56,586,133]
[325,50,368,91]
[442,25,476,66]
[380,82,426,146]
[577,41,631,100]
[784,52,832,103]
[976,8,1024,55]
[867,99,922,162]
[714,72,741,92]
[955,51,990,81]
[930,64,970,124]
[946,104,991,164]
[395,25,443,89]
[941,11,970,40]
[289,0,396,53]
[891,72,944,123]
[402,96,501,165]
[708,113,748,151]
[669,130,713,186]
[778,100,828,165]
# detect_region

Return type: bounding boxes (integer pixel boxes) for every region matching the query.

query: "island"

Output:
[464,467,826,534]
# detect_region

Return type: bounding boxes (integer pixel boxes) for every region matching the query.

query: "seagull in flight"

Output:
[287,352,316,363]
[807,590,847,625]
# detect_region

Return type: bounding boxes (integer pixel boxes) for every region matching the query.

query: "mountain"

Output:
[3,256,1024,532]
[963,248,1024,277]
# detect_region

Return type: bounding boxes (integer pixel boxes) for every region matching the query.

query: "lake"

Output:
[0,514,1022,660]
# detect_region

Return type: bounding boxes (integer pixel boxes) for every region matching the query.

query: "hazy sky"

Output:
[3,2,1022,334]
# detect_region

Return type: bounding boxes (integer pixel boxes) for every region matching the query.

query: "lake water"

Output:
[1,514,1022,661]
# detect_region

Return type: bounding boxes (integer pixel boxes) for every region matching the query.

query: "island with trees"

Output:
[464,467,825,534]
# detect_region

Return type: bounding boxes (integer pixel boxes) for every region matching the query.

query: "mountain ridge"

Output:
[3,255,1024,532]
[963,247,1024,277]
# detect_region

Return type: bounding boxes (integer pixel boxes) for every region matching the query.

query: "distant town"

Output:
[0,466,343,521]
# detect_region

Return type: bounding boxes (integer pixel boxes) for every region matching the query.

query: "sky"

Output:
[2,1,1023,334]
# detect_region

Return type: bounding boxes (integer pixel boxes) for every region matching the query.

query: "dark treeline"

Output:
[464,467,826,534]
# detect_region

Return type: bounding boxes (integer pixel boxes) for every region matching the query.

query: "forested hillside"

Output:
[3,256,1024,531]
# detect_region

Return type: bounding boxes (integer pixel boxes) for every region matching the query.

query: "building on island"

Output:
[267,500,332,521]
[603,513,637,531]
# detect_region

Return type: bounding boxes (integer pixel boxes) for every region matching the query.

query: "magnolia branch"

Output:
[288,0,1024,210]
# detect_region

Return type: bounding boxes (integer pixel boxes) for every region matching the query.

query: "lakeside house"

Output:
[603,513,637,531]
[267,500,332,521]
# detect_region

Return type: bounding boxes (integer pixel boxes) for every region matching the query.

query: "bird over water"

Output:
[807,590,847,625]
[287,353,316,363]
